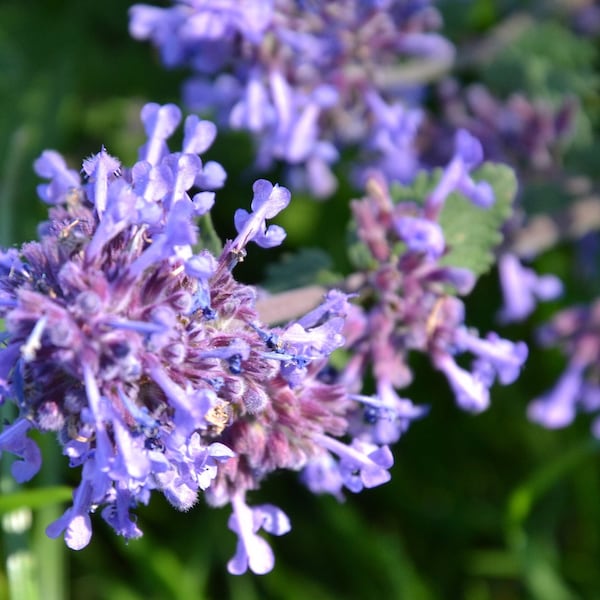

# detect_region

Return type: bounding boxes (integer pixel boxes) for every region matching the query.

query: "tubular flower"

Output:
[496,253,563,323]
[340,131,527,434]
[0,102,393,575]
[129,0,454,196]
[529,300,600,435]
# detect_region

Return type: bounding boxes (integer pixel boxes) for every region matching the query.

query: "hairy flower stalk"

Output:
[0,102,396,575]
[129,0,454,196]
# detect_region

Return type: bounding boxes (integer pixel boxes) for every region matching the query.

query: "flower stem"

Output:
[1,403,38,600]
[32,437,66,600]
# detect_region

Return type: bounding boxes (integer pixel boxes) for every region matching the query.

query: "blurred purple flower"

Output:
[343,155,525,422]
[497,253,563,323]
[130,0,454,196]
[528,300,600,435]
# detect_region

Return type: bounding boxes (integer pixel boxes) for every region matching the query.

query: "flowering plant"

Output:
[0,0,598,597]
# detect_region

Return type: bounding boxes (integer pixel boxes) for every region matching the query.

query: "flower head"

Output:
[340,153,525,424]
[0,102,403,575]
[130,0,454,196]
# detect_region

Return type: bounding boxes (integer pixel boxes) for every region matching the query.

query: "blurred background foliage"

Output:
[0,0,599,598]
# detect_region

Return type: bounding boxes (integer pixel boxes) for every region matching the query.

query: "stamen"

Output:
[21,316,48,362]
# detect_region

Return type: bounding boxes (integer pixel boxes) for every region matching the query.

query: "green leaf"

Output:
[0,486,73,515]
[483,21,599,102]
[196,211,223,257]
[392,162,517,278]
[263,248,337,293]
[506,437,600,533]
[438,163,517,276]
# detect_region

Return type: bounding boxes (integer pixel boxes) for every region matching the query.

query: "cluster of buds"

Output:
[428,80,577,173]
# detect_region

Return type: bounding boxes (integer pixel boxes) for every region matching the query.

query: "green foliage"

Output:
[262,248,338,293]
[438,163,517,275]
[483,21,599,103]
[0,488,73,516]
[197,212,223,257]
[347,163,518,279]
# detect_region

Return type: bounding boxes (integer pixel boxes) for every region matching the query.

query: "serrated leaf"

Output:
[438,163,517,276]
[392,162,517,277]
[263,248,336,293]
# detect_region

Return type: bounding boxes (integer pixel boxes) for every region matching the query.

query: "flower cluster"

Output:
[528,300,600,435]
[426,80,577,173]
[419,79,574,324]
[0,103,400,575]
[333,130,528,445]
[129,0,454,196]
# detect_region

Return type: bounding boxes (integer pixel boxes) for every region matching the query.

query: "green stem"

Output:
[1,404,38,600]
[32,437,66,600]
[197,212,223,257]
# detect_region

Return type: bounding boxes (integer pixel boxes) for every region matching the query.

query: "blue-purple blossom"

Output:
[425,129,494,219]
[528,361,583,429]
[0,102,404,575]
[130,0,454,196]
[497,253,563,323]
[227,494,290,575]
[528,300,600,435]
[341,153,525,424]
[394,216,445,259]
[232,179,291,250]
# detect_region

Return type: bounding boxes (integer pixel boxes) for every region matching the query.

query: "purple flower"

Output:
[528,361,584,429]
[344,166,525,425]
[434,352,490,412]
[0,102,374,574]
[230,69,275,133]
[131,0,454,196]
[0,418,42,483]
[360,90,422,185]
[311,433,394,494]
[394,216,445,259]
[33,150,81,204]
[426,129,494,218]
[497,253,563,323]
[300,452,345,500]
[233,179,291,250]
[227,494,290,575]
[139,103,182,165]
[454,329,529,386]
[47,479,94,550]
[346,379,429,445]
